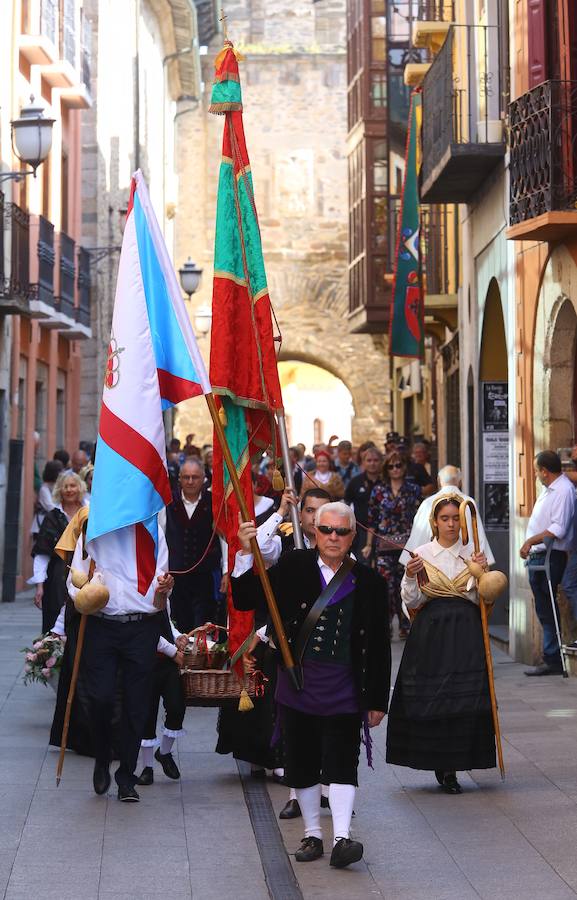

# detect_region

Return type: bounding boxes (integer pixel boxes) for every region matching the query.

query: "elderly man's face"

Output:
[179,463,204,498]
[315,512,355,563]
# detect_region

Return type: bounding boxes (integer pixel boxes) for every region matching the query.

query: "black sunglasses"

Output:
[316,525,353,536]
[387,462,404,470]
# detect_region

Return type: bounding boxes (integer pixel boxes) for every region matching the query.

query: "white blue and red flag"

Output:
[86,169,211,594]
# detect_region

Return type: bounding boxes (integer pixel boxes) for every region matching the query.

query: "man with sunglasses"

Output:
[232,502,390,870]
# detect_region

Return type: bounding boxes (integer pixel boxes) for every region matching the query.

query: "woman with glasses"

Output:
[363,450,422,638]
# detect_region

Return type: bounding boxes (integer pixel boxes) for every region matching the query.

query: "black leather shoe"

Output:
[118,785,140,802]
[136,766,154,786]
[279,799,301,819]
[330,838,364,868]
[434,770,445,786]
[524,663,563,676]
[440,772,462,795]
[93,762,111,796]
[320,795,330,809]
[250,766,267,779]
[154,748,180,780]
[295,836,324,862]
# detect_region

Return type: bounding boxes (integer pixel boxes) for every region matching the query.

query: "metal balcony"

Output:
[63,245,91,340]
[420,25,506,203]
[421,204,459,339]
[0,198,32,315]
[508,80,577,241]
[54,231,76,320]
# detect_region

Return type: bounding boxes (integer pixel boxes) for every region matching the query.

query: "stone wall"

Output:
[174,0,390,449]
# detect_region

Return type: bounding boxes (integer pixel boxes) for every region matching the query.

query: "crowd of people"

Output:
[25,427,577,872]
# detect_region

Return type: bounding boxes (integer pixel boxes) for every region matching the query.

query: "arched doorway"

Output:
[543,297,577,451]
[278,361,354,452]
[479,279,509,632]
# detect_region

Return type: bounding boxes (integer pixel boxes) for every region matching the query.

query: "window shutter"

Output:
[527,0,548,88]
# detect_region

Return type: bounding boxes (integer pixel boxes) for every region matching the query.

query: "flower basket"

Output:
[182,622,230,671]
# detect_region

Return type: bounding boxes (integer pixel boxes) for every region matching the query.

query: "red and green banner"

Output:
[209,41,283,660]
[390,90,424,360]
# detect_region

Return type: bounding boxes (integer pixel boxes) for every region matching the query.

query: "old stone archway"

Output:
[533,246,577,453]
[278,360,354,450]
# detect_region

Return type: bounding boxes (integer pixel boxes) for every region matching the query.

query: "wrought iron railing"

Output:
[509,80,577,224]
[2,203,30,299]
[417,0,455,21]
[421,25,506,188]
[35,215,55,306]
[57,232,75,317]
[420,205,459,295]
[76,246,91,326]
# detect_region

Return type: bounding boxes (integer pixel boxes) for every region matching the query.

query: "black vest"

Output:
[165,493,220,574]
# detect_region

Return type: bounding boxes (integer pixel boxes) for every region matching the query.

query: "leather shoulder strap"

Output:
[293,556,355,666]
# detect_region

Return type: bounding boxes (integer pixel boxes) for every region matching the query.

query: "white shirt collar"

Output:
[431,538,463,558]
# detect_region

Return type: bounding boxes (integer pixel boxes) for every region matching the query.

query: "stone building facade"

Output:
[174,0,391,448]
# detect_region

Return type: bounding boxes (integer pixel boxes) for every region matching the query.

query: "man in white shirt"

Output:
[399,465,494,567]
[522,451,576,676]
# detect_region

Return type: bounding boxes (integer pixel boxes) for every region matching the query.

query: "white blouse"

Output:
[400,538,478,610]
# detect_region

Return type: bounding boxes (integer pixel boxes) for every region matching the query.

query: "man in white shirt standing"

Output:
[522,451,576,676]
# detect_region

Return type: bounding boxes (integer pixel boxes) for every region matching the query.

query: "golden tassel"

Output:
[238,688,254,712]
[272,468,285,491]
[219,405,228,427]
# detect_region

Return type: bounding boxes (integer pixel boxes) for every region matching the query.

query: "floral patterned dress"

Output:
[368,480,422,632]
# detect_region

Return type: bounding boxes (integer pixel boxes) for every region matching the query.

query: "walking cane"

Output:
[56,614,87,786]
[459,500,506,781]
[531,537,569,678]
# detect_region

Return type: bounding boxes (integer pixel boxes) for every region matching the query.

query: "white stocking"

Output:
[159,735,175,755]
[329,783,356,843]
[289,787,297,801]
[295,784,322,839]
[141,746,154,768]
[321,784,329,799]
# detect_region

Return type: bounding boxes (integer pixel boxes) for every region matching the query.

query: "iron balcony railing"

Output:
[417,1,455,21]
[35,215,55,306]
[420,205,459,295]
[421,25,506,189]
[76,246,91,326]
[3,202,30,300]
[509,80,577,225]
[57,232,75,317]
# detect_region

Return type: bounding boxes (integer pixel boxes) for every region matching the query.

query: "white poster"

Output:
[482,433,509,482]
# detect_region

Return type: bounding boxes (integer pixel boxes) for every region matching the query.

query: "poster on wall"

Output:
[483,383,508,432]
[482,382,509,530]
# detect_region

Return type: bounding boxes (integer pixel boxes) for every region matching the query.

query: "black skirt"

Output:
[215,643,281,770]
[386,597,496,772]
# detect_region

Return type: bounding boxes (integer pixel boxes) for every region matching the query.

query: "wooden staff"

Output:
[459,499,505,780]
[56,613,87,786]
[205,392,301,690]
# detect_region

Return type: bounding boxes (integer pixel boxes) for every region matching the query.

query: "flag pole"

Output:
[205,392,302,690]
[276,412,305,550]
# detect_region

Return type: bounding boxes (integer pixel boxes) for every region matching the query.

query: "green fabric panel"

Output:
[214,163,246,282]
[211,79,242,108]
[222,397,248,490]
[237,173,267,297]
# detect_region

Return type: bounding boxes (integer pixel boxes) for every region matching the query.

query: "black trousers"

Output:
[283,706,362,788]
[142,656,186,739]
[170,571,216,633]
[82,614,162,789]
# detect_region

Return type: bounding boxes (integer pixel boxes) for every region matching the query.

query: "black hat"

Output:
[385,431,400,443]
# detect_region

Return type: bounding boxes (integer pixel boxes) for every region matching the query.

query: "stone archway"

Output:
[533,246,577,453]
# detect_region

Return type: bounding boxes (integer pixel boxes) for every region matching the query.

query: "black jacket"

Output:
[231,549,391,713]
[165,493,220,574]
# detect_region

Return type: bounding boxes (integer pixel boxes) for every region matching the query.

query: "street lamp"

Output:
[0,96,55,183]
[179,257,203,299]
[194,305,212,335]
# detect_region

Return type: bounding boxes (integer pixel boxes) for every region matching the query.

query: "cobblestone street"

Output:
[1,594,577,898]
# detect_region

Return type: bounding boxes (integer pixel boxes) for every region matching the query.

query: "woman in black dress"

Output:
[30,472,87,633]
[386,494,495,794]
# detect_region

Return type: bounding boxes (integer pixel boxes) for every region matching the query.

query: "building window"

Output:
[35,362,49,464]
[371,71,387,108]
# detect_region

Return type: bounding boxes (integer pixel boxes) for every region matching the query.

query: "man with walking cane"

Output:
[521,451,576,677]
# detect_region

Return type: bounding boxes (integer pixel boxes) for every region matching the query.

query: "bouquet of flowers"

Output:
[21,633,66,685]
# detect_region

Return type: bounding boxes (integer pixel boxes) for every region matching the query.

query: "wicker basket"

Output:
[180,668,257,707]
[182,623,229,672]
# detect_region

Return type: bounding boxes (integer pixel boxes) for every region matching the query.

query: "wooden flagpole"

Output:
[459,499,505,780]
[205,392,301,690]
